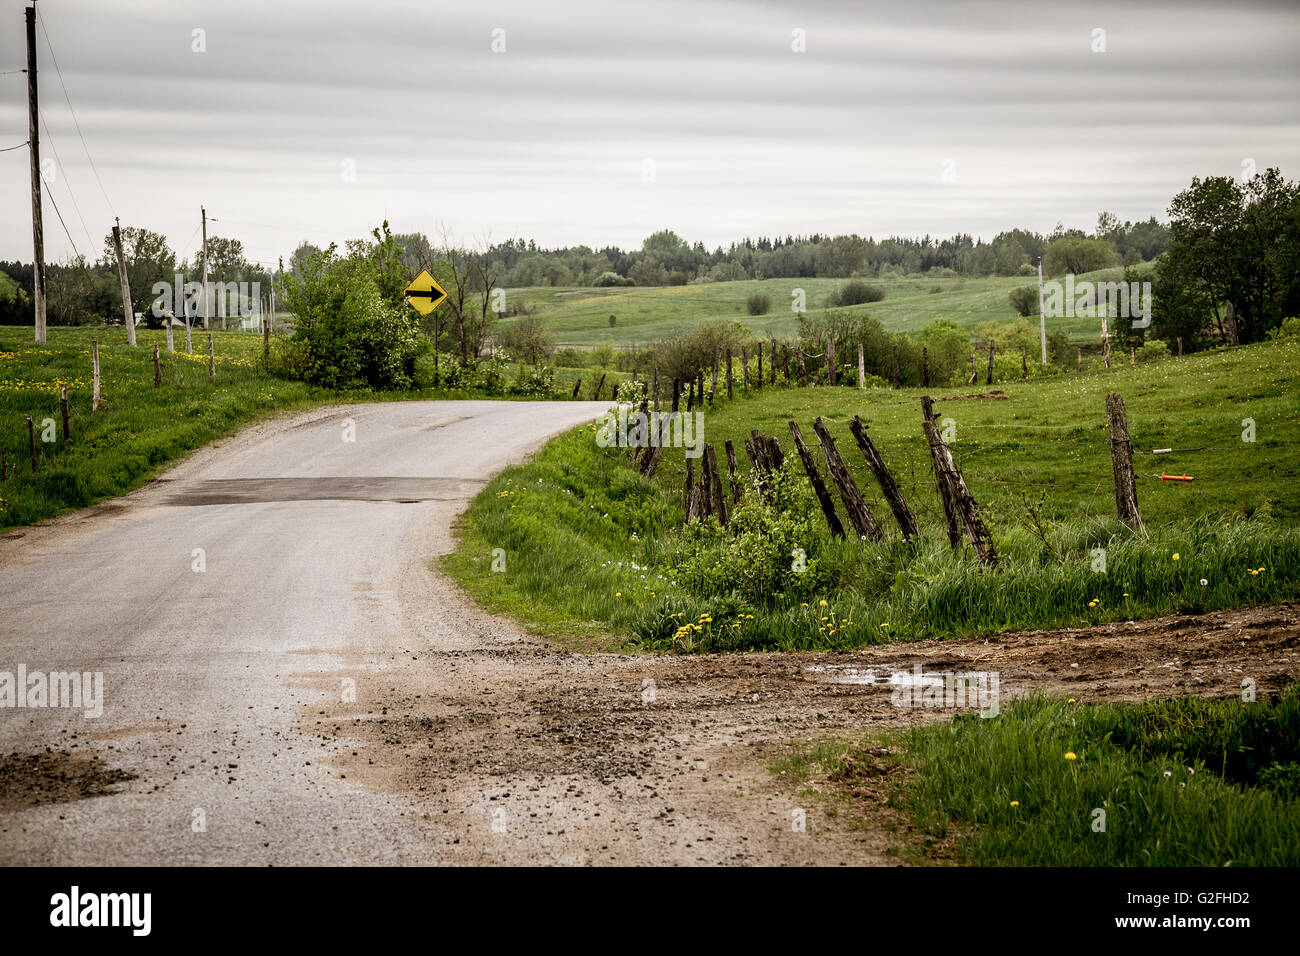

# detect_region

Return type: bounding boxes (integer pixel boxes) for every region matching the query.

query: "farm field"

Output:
[445,338,1300,651]
[501,268,1142,348]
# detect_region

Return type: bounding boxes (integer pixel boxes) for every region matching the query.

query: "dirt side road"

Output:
[1,401,1296,865]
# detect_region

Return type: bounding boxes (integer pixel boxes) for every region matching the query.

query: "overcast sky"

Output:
[1,0,1297,266]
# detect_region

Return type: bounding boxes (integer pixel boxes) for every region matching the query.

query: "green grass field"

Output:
[444,338,1300,651]
[503,269,1138,347]
[775,685,1300,866]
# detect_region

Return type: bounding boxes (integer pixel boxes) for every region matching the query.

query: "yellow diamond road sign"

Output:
[403,270,447,315]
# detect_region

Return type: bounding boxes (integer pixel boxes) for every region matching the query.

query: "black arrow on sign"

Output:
[405,288,443,299]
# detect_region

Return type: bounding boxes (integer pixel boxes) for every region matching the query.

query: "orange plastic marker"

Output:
[1160,472,1194,482]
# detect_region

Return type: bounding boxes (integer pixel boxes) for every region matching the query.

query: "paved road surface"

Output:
[0,401,607,865]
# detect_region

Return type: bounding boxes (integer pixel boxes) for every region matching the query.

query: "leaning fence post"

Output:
[1105,392,1143,531]
[848,416,920,541]
[208,333,216,380]
[788,420,844,539]
[921,396,999,566]
[921,397,963,550]
[812,417,882,541]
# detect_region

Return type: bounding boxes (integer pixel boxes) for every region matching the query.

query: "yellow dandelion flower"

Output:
[1064,752,1077,761]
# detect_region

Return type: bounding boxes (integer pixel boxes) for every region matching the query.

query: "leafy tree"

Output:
[102,226,176,315]
[1157,168,1300,345]
[1042,236,1116,276]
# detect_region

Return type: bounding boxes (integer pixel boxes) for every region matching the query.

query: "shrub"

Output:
[509,364,557,396]
[1136,339,1171,362]
[593,271,633,287]
[1009,286,1039,317]
[1266,316,1300,341]
[746,293,772,316]
[274,225,421,389]
[827,280,886,308]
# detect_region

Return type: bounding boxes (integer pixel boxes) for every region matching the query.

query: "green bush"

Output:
[1009,286,1039,316]
[274,225,422,389]
[593,271,634,287]
[828,280,886,307]
[746,292,772,316]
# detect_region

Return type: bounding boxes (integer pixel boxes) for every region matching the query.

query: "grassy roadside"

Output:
[443,339,1300,651]
[773,685,1300,866]
[0,326,626,530]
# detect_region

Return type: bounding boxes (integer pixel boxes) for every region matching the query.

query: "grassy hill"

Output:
[503,268,1145,348]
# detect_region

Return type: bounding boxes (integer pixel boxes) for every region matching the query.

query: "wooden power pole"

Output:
[201,206,210,329]
[111,219,137,346]
[26,6,46,345]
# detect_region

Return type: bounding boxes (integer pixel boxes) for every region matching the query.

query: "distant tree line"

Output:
[467,217,1169,289]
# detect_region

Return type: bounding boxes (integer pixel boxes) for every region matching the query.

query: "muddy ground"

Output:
[312,602,1300,865]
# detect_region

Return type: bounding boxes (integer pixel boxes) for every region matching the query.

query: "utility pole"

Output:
[1037,255,1047,365]
[26,6,46,345]
[111,218,137,346]
[201,206,209,330]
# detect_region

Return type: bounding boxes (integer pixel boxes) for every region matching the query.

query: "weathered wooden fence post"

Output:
[1077,346,1082,372]
[726,348,733,399]
[724,439,742,504]
[892,344,900,388]
[795,343,808,387]
[741,347,749,392]
[858,343,866,389]
[921,396,963,550]
[1101,317,1111,369]
[921,396,999,566]
[788,420,844,539]
[769,339,777,385]
[756,342,763,388]
[671,378,681,412]
[812,417,882,541]
[153,344,161,388]
[826,338,837,386]
[711,350,719,406]
[684,456,697,521]
[593,372,607,401]
[968,353,977,385]
[60,384,70,440]
[922,346,929,387]
[704,443,728,526]
[208,333,216,380]
[262,318,270,357]
[986,339,995,385]
[848,416,920,541]
[1105,392,1143,531]
[92,341,102,412]
[166,319,174,353]
[26,415,37,473]
[572,377,582,399]
[1176,337,1183,357]
[1021,347,1027,380]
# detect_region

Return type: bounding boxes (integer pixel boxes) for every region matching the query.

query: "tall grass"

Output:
[887,687,1300,865]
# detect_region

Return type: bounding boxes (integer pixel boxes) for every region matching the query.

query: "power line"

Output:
[44,183,81,260]
[38,108,95,250]
[1,141,29,152]
[37,5,116,218]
